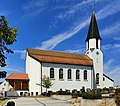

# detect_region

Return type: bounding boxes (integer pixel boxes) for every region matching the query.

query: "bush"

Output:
[55,91,71,95]
[114,94,120,106]
[115,88,120,94]
[82,93,102,99]
[41,92,47,96]
[77,93,83,97]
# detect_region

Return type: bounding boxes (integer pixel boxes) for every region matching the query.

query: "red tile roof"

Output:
[6,73,29,80]
[27,48,93,66]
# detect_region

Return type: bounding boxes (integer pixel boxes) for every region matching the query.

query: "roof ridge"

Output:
[30,54,91,60]
[27,48,92,60]
[27,48,86,55]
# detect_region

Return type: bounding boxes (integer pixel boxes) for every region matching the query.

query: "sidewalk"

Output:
[3,97,71,106]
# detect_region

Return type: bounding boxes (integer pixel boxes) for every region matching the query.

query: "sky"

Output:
[0,0,120,86]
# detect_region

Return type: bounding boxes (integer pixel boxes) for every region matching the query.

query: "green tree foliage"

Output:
[0,16,18,67]
[0,71,7,78]
[36,76,53,93]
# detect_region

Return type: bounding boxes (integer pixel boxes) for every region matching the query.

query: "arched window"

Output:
[50,68,54,79]
[68,69,72,79]
[59,68,63,79]
[84,70,87,80]
[103,77,105,81]
[96,73,99,84]
[76,69,80,80]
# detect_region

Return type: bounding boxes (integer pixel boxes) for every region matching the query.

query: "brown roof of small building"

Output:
[6,73,29,80]
[27,48,93,66]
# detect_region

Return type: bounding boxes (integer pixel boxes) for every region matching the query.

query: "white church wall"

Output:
[87,48,103,88]
[42,63,93,92]
[92,49,103,88]
[103,76,114,88]
[26,53,41,96]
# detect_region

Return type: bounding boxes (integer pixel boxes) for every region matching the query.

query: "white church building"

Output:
[0,11,114,96]
[26,11,114,96]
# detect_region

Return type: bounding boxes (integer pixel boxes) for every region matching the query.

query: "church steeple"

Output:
[86,11,101,41]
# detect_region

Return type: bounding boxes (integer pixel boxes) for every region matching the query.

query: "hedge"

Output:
[55,91,71,95]
[82,93,102,99]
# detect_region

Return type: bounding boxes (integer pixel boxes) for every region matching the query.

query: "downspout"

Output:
[41,62,42,94]
[91,66,93,89]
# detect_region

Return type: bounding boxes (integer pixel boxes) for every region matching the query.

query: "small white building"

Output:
[0,73,29,96]
[26,11,114,96]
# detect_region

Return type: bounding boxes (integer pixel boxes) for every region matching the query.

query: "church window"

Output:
[96,39,99,49]
[96,73,99,84]
[59,68,63,79]
[50,68,54,79]
[68,69,72,79]
[84,70,87,80]
[76,70,80,80]
[103,77,105,81]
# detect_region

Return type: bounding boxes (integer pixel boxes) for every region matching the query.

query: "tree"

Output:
[0,71,7,78]
[0,16,18,67]
[36,76,53,93]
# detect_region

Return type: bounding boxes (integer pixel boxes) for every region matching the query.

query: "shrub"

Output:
[72,92,83,98]
[77,93,83,97]
[115,88,120,95]
[114,94,120,106]
[56,90,71,95]
[82,93,102,99]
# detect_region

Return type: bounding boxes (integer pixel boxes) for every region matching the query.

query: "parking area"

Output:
[4,97,71,106]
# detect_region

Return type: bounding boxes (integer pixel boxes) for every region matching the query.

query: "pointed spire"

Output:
[86,11,101,41]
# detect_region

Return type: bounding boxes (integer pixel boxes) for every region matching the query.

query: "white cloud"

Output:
[22,0,47,17]
[113,37,120,41]
[64,48,85,54]
[36,19,89,50]
[103,59,120,85]
[101,44,112,51]
[14,50,26,60]
[114,44,120,48]
[96,1,120,20]
[38,1,120,50]
[107,66,120,85]
[56,0,104,20]
[100,22,120,36]
[0,67,24,73]
[0,10,10,16]
[104,59,114,72]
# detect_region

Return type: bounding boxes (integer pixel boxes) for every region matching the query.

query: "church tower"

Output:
[86,11,103,88]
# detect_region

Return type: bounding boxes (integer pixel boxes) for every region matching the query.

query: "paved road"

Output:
[4,97,71,106]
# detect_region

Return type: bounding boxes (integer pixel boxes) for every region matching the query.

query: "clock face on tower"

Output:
[96,52,99,55]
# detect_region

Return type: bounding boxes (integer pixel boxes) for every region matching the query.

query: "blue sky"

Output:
[0,0,120,85]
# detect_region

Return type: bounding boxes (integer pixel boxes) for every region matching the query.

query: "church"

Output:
[1,11,114,96]
[26,11,114,96]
